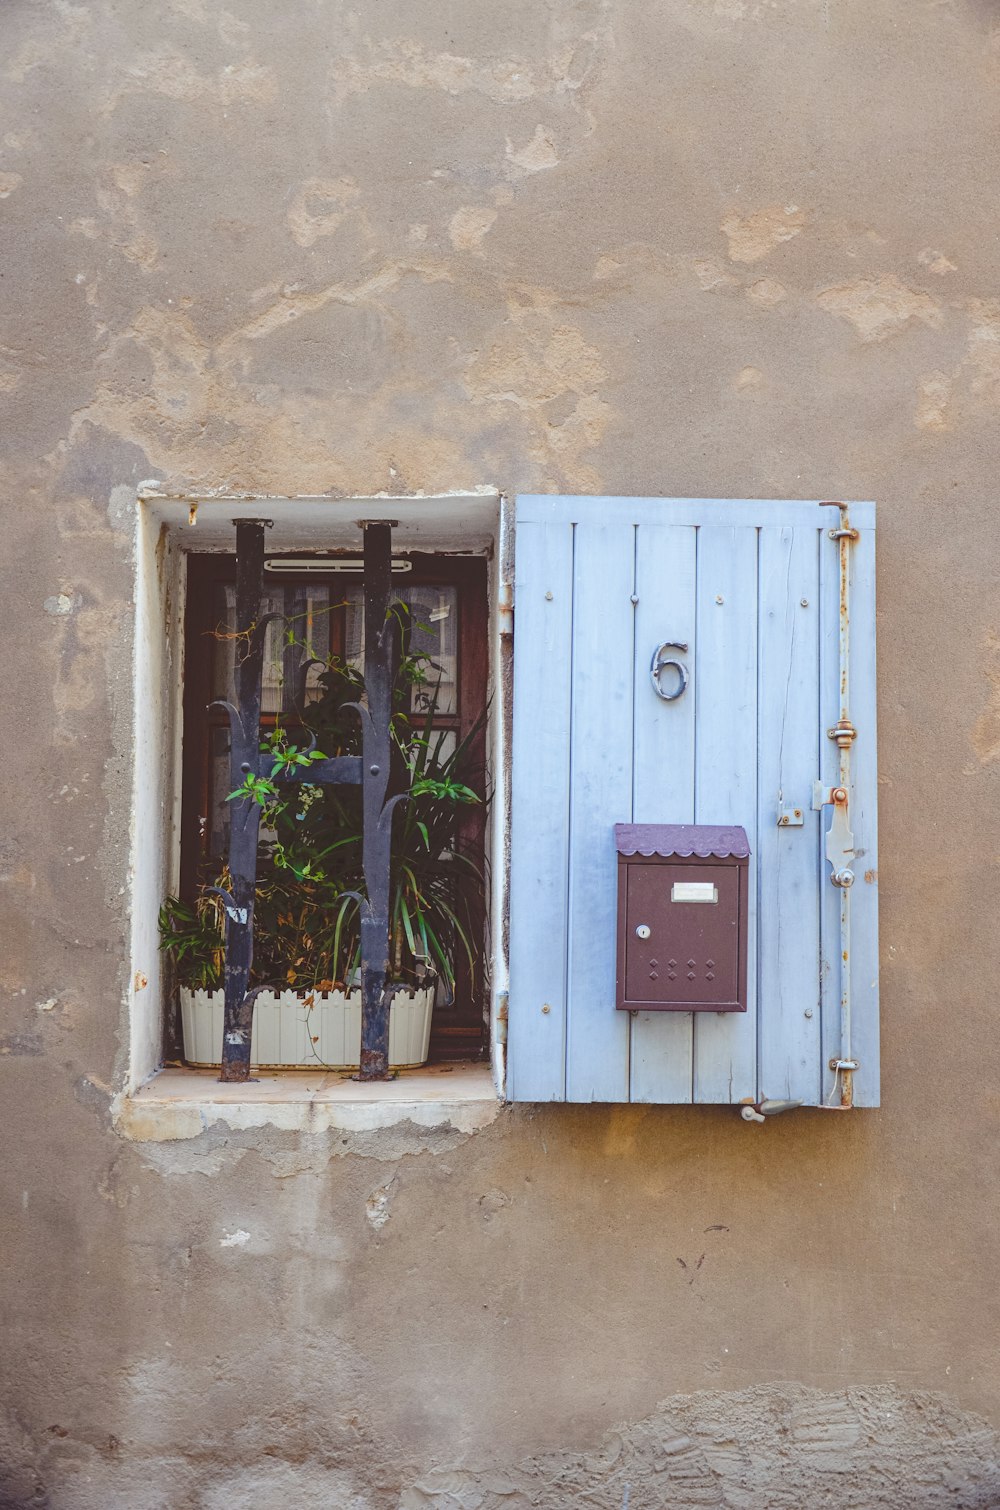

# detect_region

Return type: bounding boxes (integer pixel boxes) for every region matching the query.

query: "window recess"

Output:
[125,492,505,1115]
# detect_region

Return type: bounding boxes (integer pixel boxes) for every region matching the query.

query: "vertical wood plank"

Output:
[846,518,880,1106]
[692,526,759,1103]
[629,524,697,1103]
[507,521,575,1101]
[756,527,823,1105]
[565,521,635,1101]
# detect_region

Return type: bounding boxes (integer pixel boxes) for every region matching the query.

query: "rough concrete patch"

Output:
[816,275,943,344]
[720,205,806,263]
[399,1382,1000,1509]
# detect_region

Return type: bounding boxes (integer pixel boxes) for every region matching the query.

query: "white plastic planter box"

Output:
[180,987,435,1070]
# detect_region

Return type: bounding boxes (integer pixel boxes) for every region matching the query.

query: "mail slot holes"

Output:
[624,864,740,1008]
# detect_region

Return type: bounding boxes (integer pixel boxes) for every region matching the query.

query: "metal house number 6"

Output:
[650,642,689,702]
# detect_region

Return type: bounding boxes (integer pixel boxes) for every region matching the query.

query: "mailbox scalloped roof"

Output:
[614,823,751,859]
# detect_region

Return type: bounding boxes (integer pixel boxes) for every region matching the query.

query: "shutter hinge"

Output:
[498,581,513,637]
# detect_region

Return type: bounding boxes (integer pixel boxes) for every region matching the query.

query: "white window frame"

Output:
[118,489,510,1137]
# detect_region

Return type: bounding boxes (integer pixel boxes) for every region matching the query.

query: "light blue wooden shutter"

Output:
[507,498,878,1108]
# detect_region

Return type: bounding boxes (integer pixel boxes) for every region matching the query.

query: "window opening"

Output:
[169,531,488,1079]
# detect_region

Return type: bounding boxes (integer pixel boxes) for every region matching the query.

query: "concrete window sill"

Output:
[116,1061,502,1142]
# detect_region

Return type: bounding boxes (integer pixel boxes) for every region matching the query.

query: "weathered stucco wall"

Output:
[3,1,1000,1505]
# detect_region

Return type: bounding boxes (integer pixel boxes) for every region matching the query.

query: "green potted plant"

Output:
[159,617,486,1070]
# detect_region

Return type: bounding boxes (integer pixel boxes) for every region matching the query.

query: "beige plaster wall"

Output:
[3,1,1000,1504]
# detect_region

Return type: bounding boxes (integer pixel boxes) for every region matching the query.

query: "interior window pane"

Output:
[211,583,338,716]
[210,584,237,704]
[406,587,458,716]
[343,585,458,716]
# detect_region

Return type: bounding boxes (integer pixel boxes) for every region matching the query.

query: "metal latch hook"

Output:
[650,642,689,702]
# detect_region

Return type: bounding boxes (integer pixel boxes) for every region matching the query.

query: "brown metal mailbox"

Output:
[615,824,750,1013]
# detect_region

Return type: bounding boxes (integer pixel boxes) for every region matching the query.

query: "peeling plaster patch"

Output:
[400,1383,1000,1508]
[0,369,20,393]
[219,1228,251,1248]
[467,312,606,407]
[506,125,559,175]
[449,206,498,255]
[816,275,943,343]
[693,258,738,292]
[970,629,1000,765]
[67,258,574,492]
[287,176,364,248]
[915,370,952,431]
[592,243,682,285]
[0,171,22,198]
[746,277,786,308]
[95,164,161,270]
[478,1188,512,1220]
[736,366,764,389]
[919,247,957,276]
[366,1178,397,1231]
[102,53,279,112]
[117,1093,503,1150]
[464,300,612,489]
[962,300,1000,406]
[44,592,82,616]
[328,17,612,140]
[330,40,538,104]
[720,204,806,263]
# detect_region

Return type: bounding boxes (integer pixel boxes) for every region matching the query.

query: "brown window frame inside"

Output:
[178,550,490,1063]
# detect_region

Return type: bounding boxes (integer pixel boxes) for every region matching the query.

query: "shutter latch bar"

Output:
[819,502,861,1107]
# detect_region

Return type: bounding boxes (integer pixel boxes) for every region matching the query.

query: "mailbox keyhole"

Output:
[635,924,651,940]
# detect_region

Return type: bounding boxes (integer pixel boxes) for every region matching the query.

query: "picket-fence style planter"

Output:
[180,987,435,1070]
